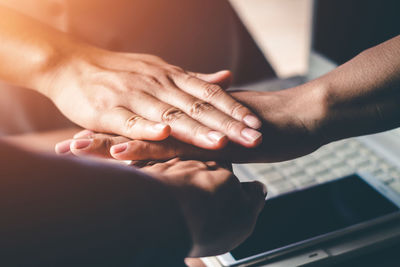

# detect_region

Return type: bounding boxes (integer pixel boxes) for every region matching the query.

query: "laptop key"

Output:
[246,163,275,174]
[259,171,284,183]
[268,180,296,194]
[316,172,337,183]
[282,165,304,177]
[376,174,395,185]
[389,181,400,194]
[291,174,316,187]
[347,157,370,168]
[306,164,328,175]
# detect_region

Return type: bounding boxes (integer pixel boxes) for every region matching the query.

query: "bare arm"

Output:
[56,36,400,163]
[0,5,262,150]
[314,35,400,142]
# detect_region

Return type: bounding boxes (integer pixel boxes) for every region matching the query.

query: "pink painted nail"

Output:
[241,128,262,144]
[243,115,262,129]
[207,131,226,143]
[71,139,92,150]
[111,143,128,154]
[55,140,73,154]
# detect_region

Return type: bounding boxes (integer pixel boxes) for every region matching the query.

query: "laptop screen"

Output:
[230,174,399,260]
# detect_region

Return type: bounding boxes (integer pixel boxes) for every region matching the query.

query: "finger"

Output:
[173,73,262,129]
[110,138,218,161]
[100,107,171,141]
[154,88,262,148]
[241,181,267,214]
[73,129,95,139]
[189,70,233,90]
[215,161,233,171]
[55,139,73,155]
[70,134,129,159]
[141,158,181,173]
[110,140,178,161]
[127,94,229,149]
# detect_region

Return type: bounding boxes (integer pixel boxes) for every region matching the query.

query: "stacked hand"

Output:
[45,49,263,150]
[140,158,266,256]
[56,88,324,163]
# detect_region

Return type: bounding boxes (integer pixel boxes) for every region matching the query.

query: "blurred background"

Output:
[229,0,312,78]
[230,0,400,79]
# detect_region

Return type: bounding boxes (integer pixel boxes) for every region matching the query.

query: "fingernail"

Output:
[207,131,226,143]
[111,143,128,154]
[71,139,92,150]
[243,115,262,129]
[152,123,168,132]
[55,140,72,154]
[73,130,94,139]
[241,128,262,144]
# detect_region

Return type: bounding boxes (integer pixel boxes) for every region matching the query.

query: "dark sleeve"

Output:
[0,141,191,266]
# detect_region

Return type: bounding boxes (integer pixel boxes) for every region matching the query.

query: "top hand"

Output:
[0,7,262,150]
[44,48,262,150]
[56,87,324,163]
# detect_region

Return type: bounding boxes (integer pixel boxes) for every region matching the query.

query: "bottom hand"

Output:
[141,158,267,257]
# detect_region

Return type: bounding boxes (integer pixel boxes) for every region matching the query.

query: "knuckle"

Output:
[184,160,208,170]
[101,137,114,151]
[141,75,162,87]
[222,119,242,133]
[166,65,185,74]
[230,102,249,119]
[125,114,142,131]
[203,84,223,100]
[191,124,207,137]
[161,107,185,124]
[182,73,196,83]
[189,101,213,117]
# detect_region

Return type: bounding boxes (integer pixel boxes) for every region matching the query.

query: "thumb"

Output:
[190,70,233,90]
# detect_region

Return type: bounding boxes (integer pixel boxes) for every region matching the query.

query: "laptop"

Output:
[201,1,400,266]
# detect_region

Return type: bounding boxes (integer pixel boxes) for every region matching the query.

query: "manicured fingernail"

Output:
[111,143,128,154]
[152,123,168,132]
[207,131,226,143]
[55,140,72,154]
[71,139,92,150]
[243,115,262,129]
[241,128,262,144]
[73,130,94,139]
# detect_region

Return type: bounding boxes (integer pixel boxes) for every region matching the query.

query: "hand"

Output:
[0,141,265,263]
[56,87,325,163]
[44,47,262,150]
[139,158,266,257]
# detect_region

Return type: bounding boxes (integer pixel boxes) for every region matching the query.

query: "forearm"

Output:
[0,141,191,265]
[0,5,87,95]
[315,35,400,143]
[1,127,82,153]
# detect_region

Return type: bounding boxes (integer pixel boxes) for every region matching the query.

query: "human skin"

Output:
[0,140,266,265]
[56,35,400,163]
[0,5,263,150]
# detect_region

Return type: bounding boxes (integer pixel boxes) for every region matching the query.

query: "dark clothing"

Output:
[0,141,191,266]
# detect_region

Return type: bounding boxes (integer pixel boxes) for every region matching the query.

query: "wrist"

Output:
[280,80,331,146]
[32,37,98,98]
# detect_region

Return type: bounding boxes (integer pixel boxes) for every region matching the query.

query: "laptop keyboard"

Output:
[236,138,400,197]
